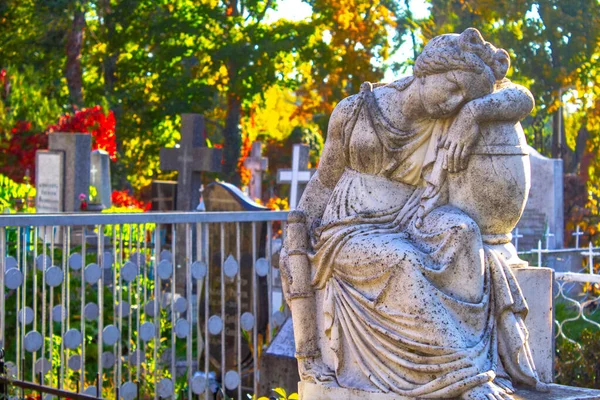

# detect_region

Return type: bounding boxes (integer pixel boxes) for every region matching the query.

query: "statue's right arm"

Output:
[296,96,353,233]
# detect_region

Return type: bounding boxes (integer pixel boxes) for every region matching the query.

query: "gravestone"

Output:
[203,182,270,395]
[89,149,112,210]
[151,181,178,211]
[243,141,268,201]
[276,144,315,210]
[515,147,564,250]
[35,151,64,213]
[48,133,91,212]
[159,114,222,211]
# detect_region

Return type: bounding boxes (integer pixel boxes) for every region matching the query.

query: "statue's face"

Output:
[419,70,494,118]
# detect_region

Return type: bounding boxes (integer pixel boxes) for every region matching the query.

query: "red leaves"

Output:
[111,189,150,211]
[0,120,47,183]
[47,105,117,161]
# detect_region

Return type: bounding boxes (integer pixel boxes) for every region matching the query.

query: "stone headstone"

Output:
[48,133,91,212]
[243,141,269,201]
[276,144,315,210]
[159,114,222,212]
[515,147,564,250]
[90,150,112,209]
[259,318,299,397]
[203,181,270,392]
[151,181,178,211]
[35,151,64,213]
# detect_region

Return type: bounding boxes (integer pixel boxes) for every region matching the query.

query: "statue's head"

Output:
[413,28,510,118]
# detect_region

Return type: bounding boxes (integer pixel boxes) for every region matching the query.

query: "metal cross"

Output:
[512,228,523,252]
[159,114,222,211]
[581,242,600,275]
[277,144,315,210]
[533,240,545,267]
[243,141,268,201]
[572,225,584,249]
[543,226,554,250]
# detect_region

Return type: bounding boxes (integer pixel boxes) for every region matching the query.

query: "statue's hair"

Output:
[414,28,509,82]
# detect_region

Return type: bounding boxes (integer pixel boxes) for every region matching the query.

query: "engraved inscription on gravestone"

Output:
[35,151,64,213]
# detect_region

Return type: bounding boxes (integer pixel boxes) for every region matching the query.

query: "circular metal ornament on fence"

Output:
[46,266,63,287]
[140,321,155,342]
[175,319,190,338]
[119,301,131,318]
[34,358,51,375]
[83,387,98,397]
[36,254,51,271]
[160,250,173,262]
[84,302,99,321]
[130,252,146,268]
[103,325,120,346]
[4,362,17,378]
[129,349,146,365]
[68,253,82,270]
[207,315,223,335]
[157,378,174,398]
[68,355,82,371]
[64,328,83,349]
[103,252,114,269]
[190,373,206,394]
[223,255,239,278]
[5,268,24,289]
[52,305,64,323]
[273,311,286,328]
[5,256,17,270]
[191,261,207,280]
[121,381,138,400]
[121,261,138,283]
[240,312,255,331]
[102,352,116,369]
[255,258,269,277]
[24,331,43,353]
[144,300,156,317]
[19,307,34,325]
[174,297,187,313]
[224,370,240,390]
[157,260,173,280]
[84,263,102,284]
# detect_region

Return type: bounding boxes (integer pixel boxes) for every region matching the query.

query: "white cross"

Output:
[90,164,98,183]
[277,144,315,210]
[533,240,544,267]
[543,226,554,250]
[581,242,600,274]
[512,228,523,252]
[572,225,584,249]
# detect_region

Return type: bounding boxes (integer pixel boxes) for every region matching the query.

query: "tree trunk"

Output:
[65,8,86,108]
[223,90,242,185]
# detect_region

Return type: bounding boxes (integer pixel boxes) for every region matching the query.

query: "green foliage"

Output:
[0,174,36,213]
[555,329,600,389]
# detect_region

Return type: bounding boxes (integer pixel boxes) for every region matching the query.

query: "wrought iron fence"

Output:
[0,211,289,400]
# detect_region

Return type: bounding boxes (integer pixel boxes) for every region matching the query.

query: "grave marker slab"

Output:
[48,133,91,212]
[90,149,112,209]
[35,151,64,213]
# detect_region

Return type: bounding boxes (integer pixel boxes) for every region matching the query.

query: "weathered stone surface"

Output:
[260,318,299,396]
[298,382,600,400]
[282,28,556,399]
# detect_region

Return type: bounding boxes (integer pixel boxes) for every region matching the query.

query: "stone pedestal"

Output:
[298,382,600,399]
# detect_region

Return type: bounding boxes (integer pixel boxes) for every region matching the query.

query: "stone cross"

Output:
[277,144,315,210]
[159,114,222,211]
[572,225,584,249]
[243,141,268,201]
[543,226,554,250]
[512,228,523,252]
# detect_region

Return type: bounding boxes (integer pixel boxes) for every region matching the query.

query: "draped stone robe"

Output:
[308,80,540,398]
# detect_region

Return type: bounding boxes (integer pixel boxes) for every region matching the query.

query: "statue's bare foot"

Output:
[299,357,337,386]
[460,382,514,400]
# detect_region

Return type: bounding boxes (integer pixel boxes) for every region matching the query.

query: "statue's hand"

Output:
[439,103,480,173]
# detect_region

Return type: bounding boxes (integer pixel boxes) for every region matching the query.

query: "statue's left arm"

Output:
[467,79,534,123]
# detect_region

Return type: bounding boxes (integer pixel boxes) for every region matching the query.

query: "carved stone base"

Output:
[298,382,600,399]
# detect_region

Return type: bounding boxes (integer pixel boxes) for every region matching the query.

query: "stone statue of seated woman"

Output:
[281,28,550,400]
